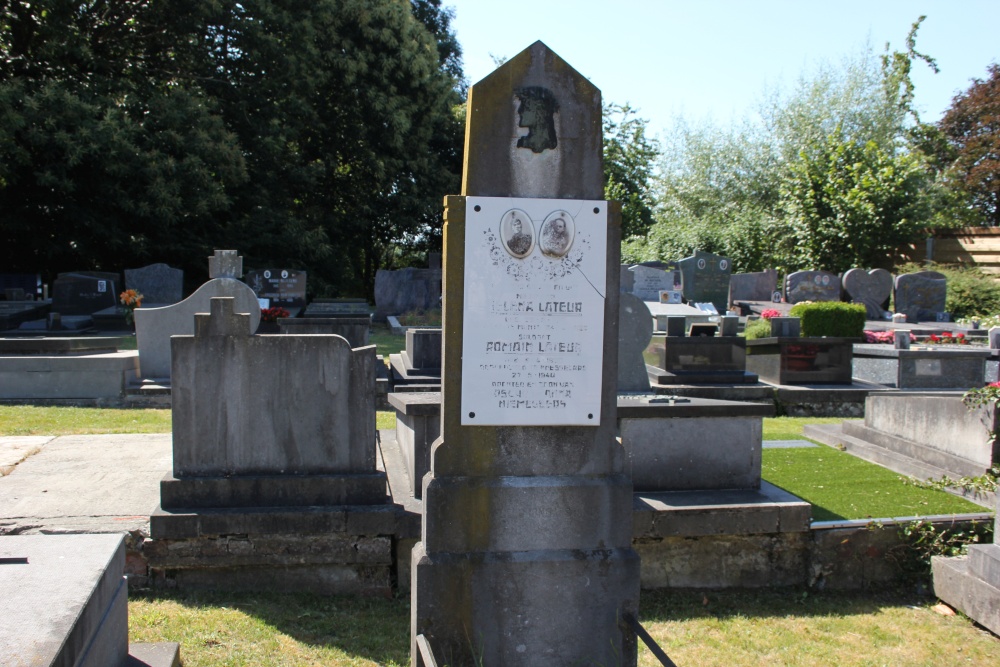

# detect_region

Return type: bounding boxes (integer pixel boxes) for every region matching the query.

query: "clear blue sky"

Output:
[447,0,1000,138]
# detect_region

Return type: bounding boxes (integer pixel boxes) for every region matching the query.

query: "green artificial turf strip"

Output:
[761,446,986,521]
[762,416,843,440]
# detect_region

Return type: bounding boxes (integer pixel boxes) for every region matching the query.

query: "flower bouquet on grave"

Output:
[119,289,143,326]
[864,330,917,344]
[760,308,781,320]
[924,332,968,345]
[260,306,290,323]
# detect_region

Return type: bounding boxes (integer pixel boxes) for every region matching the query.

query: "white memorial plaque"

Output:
[462,196,607,425]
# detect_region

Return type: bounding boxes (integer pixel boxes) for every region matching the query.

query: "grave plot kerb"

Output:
[412,41,639,667]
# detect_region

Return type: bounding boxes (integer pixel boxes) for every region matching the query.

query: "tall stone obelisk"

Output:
[412,42,639,666]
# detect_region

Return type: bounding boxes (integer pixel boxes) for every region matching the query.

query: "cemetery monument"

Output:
[411,42,639,666]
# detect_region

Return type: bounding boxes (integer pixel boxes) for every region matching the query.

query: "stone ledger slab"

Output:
[0,534,128,667]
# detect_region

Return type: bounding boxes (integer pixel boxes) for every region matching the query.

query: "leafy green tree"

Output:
[781,132,928,271]
[630,17,936,273]
[603,103,659,239]
[937,63,1000,226]
[0,1,246,280]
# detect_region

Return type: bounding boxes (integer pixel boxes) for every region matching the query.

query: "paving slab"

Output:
[0,434,171,535]
[0,435,55,475]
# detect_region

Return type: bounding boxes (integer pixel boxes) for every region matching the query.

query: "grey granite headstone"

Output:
[618,293,653,391]
[628,264,673,301]
[894,271,947,322]
[677,250,731,313]
[125,263,183,305]
[373,267,442,320]
[785,270,841,304]
[842,268,892,319]
[245,268,307,311]
[720,315,739,337]
[729,269,777,302]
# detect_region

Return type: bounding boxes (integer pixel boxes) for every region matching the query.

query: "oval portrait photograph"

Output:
[539,210,575,258]
[499,208,535,258]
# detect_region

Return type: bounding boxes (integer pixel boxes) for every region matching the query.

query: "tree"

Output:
[629,17,936,273]
[603,103,659,239]
[782,132,928,271]
[0,0,464,297]
[0,1,246,280]
[938,63,1000,226]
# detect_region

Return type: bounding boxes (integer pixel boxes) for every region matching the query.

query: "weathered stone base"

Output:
[412,543,639,667]
[635,533,810,588]
[933,550,1000,636]
[148,503,402,595]
[145,530,395,596]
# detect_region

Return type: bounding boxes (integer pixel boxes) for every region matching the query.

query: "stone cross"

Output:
[412,42,639,666]
[207,250,243,279]
[194,297,251,338]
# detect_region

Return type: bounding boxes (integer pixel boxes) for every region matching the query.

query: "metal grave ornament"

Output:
[462,196,607,425]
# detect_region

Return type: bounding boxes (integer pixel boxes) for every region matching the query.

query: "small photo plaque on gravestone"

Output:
[461,196,607,426]
[659,290,682,304]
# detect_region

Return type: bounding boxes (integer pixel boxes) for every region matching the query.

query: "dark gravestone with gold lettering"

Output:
[411,42,639,666]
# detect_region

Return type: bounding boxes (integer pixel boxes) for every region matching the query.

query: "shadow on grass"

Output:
[638,587,924,623]
[130,589,410,665]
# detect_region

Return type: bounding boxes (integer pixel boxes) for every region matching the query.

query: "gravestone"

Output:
[0,273,42,299]
[303,297,370,318]
[125,263,184,305]
[677,249,731,314]
[729,268,778,303]
[620,265,635,294]
[894,270,947,322]
[245,268,307,315]
[629,264,674,301]
[785,270,841,303]
[842,268,892,319]
[149,297,388,593]
[373,267,441,321]
[51,272,119,316]
[618,292,653,392]
[134,250,261,379]
[412,42,639,666]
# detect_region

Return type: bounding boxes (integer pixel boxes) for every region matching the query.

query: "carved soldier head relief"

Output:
[514,86,559,153]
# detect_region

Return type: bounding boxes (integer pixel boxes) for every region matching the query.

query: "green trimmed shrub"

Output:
[743,318,773,340]
[788,301,866,337]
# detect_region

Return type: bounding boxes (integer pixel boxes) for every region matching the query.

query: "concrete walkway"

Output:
[0,434,171,536]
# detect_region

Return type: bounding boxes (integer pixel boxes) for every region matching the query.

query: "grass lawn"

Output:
[0,405,172,435]
[128,587,999,666]
[369,323,405,359]
[762,446,986,521]
[763,416,844,440]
